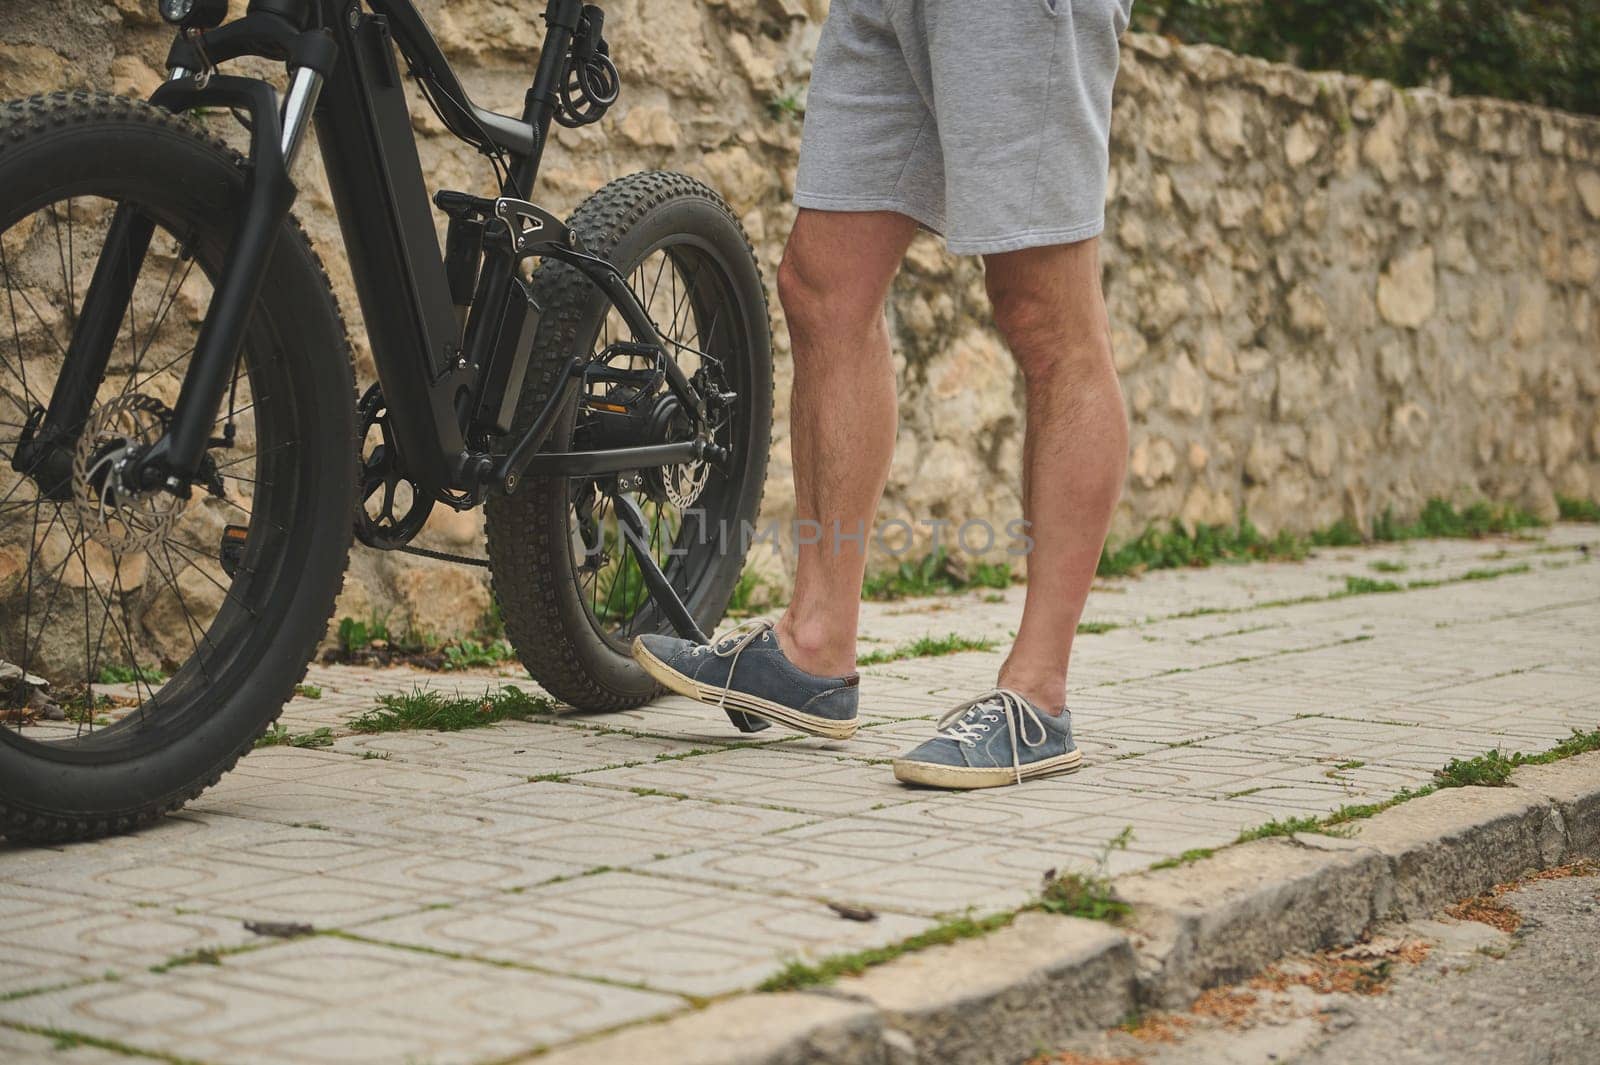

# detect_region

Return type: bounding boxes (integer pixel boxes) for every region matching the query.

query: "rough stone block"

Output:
[1118,835,1390,1006]
[1347,786,1566,918]
[1510,751,1600,860]
[528,994,884,1065]
[839,913,1136,1065]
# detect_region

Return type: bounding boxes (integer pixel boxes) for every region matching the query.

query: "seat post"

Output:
[509,0,585,196]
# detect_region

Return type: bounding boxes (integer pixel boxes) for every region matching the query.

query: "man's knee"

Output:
[775,248,824,332]
[779,249,886,362]
[779,210,918,348]
[985,240,1114,381]
[988,284,1112,383]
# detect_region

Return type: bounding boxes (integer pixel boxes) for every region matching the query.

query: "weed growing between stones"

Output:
[253,725,335,750]
[856,632,999,666]
[95,664,166,685]
[1558,496,1600,522]
[862,547,1014,601]
[1228,727,1600,844]
[1149,846,1217,871]
[757,911,1017,991]
[322,611,517,672]
[1039,827,1136,922]
[350,686,556,733]
[1095,496,1572,579]
[1433,749,1518,787]
[753,724,1600,995]
[1342,576,1401,595]
[439,638,518,671]
[1235,815,1324,843]
[759,830,1137,991]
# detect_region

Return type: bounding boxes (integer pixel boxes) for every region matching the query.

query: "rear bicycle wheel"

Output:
[0,93,356,842]
[485,171,773,711]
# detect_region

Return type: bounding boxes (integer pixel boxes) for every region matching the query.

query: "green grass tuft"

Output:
[1038,826,1135,922]
[350,686,556,734]
[337,614,398,653]
[862,548,1012,601]
[254,725,335,750]
[1372,498,1544,542]
[1460,563,1532,581]
[294,684,322,700]
[441,637,518,671]
[1520,727,1600,764]
[1098,516,1308,577]
[766,90,804,121]
[757,911,1015,991]
[1434,749,1518,787]
[1368,560,1408,573]
[857,633,998,666]
[1236,815,1323,842]
[1077,621,1120,635]
[1323,785,1436,826]
[1557,496,1600,522]
[1342,575,1401,595]
[1309,519,1365,547]
[96,664,165,685]
[1097,498,1552,582]
[1149,847,1216,871]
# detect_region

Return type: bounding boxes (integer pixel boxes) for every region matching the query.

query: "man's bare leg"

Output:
[983,238,1128,714]
[772,209,920,677]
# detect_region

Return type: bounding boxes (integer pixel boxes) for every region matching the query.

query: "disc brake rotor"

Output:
[72,393,185,552]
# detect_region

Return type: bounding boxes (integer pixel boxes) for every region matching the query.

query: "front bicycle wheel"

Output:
[0,93,355,842]
[485,171,773,711]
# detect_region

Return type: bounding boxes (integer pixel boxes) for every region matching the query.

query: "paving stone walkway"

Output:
[2,527,1597,1064]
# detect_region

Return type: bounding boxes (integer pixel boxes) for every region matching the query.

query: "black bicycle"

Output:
[0,0,773,842]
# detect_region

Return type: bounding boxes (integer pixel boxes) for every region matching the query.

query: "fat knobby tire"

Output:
[0,92,357,843]
[484,171,773,712]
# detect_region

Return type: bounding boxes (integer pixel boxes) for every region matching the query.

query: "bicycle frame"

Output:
[25,0,724,638]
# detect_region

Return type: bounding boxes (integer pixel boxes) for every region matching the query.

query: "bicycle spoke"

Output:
[0,194,274,753]
[124,245,194,385]
[0,241,44,411]
[48,202,76,334]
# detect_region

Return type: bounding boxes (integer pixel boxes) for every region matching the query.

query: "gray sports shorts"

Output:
[794,0,1132,255]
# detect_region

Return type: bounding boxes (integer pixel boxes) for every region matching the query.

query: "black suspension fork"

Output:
[27,44,332,497]
[124,73,322,493]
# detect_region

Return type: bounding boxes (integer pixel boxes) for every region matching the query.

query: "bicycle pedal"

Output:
[219,524,248,578]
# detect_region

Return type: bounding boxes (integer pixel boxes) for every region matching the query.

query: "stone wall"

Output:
[5,0,1598,637]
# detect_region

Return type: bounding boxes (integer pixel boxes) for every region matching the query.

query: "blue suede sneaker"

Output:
[632,619,860,739]
[892,688,1081,789]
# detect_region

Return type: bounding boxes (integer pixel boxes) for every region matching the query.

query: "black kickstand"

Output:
[612,493,771,734]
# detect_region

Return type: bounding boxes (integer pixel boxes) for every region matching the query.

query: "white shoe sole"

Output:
[891,749,1083,789]
[632,638,860,740]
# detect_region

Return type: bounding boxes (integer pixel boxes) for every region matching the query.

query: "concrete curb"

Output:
[523,751,1600,1064]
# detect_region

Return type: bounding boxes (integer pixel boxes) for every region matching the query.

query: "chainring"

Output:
[355,384,433,549]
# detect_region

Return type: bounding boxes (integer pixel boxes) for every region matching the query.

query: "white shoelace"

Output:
[689,617,775,710]
[936,688,1051,785]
